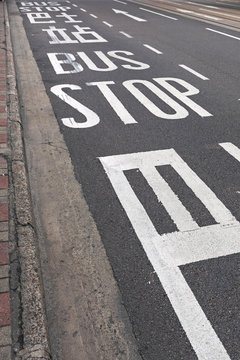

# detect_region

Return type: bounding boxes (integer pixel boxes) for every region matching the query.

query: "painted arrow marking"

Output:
[112,9,147,21]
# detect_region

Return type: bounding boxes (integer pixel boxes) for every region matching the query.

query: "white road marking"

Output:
[80,8,87,12]
[201,4,219,8]
[113,0,127,4]
[113,8,147,21]
[200,8,240,19]
[90,14,98,18]
[220,142,240,162]
[143,44,162,54]
[177,8,193,13]
[140,7,178,20]
[177,8,220,19]
[179,64,209,80]
[202,14,220,20]
[103,21,113,27]
[206,27,240,40]
[72,4,78,7]
[119,31,133,38]
[100,148,236,360]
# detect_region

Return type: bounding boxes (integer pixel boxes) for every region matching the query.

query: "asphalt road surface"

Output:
[15,0,240,359]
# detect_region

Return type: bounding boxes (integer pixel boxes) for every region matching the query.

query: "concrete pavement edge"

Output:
[5,2,51,360]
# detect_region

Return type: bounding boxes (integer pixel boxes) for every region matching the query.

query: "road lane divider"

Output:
[119,31,133,38]
[139,7,178,20]
[113,0,127,4]
[143,44,162,54]
[90,14,98,18]
[103,21,113,27]
[206,27,240,40]
[113,8,147,21]
[199,8,240,19]
[177,8,220,20]
[179,64,209,80]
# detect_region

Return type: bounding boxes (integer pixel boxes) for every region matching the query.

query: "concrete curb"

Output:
[5,3,51,360]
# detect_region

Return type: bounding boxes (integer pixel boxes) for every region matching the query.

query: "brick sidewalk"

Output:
[0,1,12,359]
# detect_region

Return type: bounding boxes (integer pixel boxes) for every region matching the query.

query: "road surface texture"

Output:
[7,0,240,359]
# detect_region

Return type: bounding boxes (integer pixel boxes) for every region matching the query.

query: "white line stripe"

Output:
[143,44,162,54]
[179,64,209,80]
[202,14,220,20]
[206,27,240,41]
[103,21,113,27]
[80,8,87,12]
[177,8,220,19]
[90,14,98,18]
[72,4,77,7]
[100,149,233,360]
[201,5,219,8]
[140,7,178,20]
[113,0,127,3]
[200,8,240,19]
[220,142,240,162]
[140,165,199,231]
[119,31,133,38]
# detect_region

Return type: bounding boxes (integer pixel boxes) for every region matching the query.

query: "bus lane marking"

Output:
[99,146,240,360]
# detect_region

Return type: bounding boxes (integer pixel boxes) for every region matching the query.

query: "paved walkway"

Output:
[0,2,12,359]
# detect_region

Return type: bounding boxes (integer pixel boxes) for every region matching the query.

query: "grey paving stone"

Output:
[0,326,11,346]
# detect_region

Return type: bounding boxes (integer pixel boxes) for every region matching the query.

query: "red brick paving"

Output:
[0,134,7,143]
[0,293,10,326]
[0,175,7,188]
[0,243,9,265]
[0,204,7,222]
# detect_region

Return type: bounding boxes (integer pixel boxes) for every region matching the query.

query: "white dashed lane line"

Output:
[140,7,178,20]
[143,44,162,54]
[179,64,209,80]
[80,8,87,12]
[206,27,240,41]
[90,14,98,18]
[119,31,133,38]
[113,0,127,4]
[103,21,113,27]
